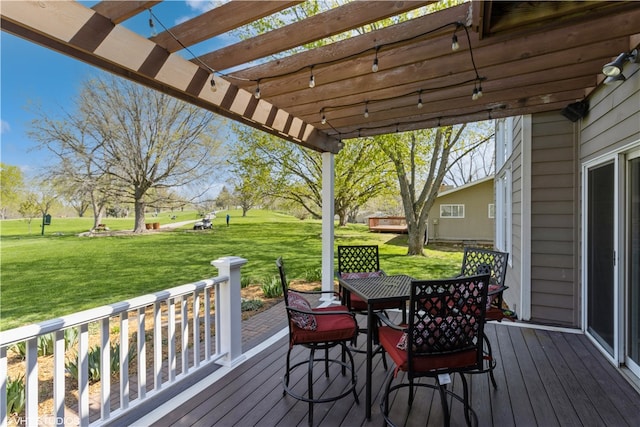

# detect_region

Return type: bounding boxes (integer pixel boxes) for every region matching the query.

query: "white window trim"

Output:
[488,203,495,218]
[440,204,465,218]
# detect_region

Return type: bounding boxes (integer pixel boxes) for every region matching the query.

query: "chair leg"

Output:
[324,347,329,378]
[343,342,360,404]
[308,347,315,426]
[437,380,451,427]
[460,373,472,427]
[283,347,293,396]
[483,335,498,389]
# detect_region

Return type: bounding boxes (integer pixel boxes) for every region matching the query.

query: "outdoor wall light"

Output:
[602,49,638,77]
[604,74,626,85]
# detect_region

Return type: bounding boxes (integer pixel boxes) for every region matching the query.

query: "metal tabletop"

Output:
[338,274,414,419]
[340,274,414,303]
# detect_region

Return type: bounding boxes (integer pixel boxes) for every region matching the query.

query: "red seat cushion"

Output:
[379,326,478,374]
[291,309,357,345]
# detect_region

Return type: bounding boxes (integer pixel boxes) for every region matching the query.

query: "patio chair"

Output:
[276,257,359,426]
[459,247,511,388]
[378,273,490,427]
[337,245,406,365]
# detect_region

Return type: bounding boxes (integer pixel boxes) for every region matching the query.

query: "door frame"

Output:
[582,140,640,367]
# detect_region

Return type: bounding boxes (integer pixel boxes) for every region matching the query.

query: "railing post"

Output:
[211,256,247,367]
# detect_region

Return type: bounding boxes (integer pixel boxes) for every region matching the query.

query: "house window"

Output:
[496,117,513,170]
[440,204,465,218]
[495,169,512,253]
[488,203,495,218]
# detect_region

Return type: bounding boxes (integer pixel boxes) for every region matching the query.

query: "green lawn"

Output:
[0,209,462,330]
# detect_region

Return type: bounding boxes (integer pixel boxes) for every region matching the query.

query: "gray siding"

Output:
[529,112,580,327]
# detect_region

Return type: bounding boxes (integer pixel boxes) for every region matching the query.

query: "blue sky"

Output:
[1,1,231,176]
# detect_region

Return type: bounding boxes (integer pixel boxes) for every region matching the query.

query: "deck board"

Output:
[118,308,640,427]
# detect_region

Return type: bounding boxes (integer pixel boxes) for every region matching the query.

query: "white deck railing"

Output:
[0,256,247,427]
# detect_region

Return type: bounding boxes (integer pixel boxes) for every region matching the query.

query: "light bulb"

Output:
[364,107,369,118]
[372,57,379,73]
[472,87,478,101]
[451,34,459,51]
[309,74,315,88]
[210,75,217,92]
[477,85,483,98]
[418,98,423,109]
[254,85,261,99]
[321,114,327,125]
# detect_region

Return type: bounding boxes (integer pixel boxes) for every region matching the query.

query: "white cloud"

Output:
[0,119,10,134]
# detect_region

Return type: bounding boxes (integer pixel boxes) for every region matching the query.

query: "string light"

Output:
[148,9,157,37]
[364,102,369,118]
[309,67,316,88]
[451,33,459,51]
[372,47,380,72]
[417,91,423,109]
[210,74,217,92]
[320,109,327,124]
[472,87,479,100]
[254,80,261,99]
[476,83,483,98]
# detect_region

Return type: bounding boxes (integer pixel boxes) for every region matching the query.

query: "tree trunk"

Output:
[406,221,427,255]
[133,199,146,232]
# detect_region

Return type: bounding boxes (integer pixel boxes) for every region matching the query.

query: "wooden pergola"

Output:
[3,1,640,155]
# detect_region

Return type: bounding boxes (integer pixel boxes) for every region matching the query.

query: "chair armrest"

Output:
[291,288,341,299]
[488,285,508,297]
[286,306,355,318]
[376,312,407,332]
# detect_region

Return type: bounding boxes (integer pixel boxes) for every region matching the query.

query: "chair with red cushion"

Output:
[337,245,407,323]
[459,247,512,388]
[378,274,490,427]
[276,257,359,426]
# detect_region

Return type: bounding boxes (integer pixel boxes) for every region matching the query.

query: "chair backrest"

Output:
[407,274,490,372]
[276,256,290,306]
[337,245,381,276]
[460,247,508,288]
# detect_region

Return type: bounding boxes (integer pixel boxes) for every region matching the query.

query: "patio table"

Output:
[337,274,415,419]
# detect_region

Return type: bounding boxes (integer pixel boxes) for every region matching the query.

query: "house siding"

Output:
[529,112,579,327]
[427,178,494,243]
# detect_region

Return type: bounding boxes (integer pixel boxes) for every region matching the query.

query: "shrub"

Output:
[65,342,136,383]
[10,329,77,359]
[240,275,252,288]
[261,276,283,298]
[241,298,263,312]
[7,375,25,416]
[302,267,322,282]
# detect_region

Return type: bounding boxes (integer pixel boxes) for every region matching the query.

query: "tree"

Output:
[375,124,492,256]
[29,75,225,232]
[0,163,24,219]
[229,124,393,225]
[444,122,495,186]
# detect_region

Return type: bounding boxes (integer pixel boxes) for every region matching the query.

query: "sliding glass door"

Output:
[587,162,615,354]
[627,154,640,374]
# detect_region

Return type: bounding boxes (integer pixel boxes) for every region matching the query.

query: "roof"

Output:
[437,175,494,197]
[2,1,639,153]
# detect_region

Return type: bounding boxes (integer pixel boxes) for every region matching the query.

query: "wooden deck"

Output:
[119,309,640,427]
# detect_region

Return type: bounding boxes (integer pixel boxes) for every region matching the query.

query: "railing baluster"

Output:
[154,302,163,390]
[204,287,212,360]
[1,346,7,427]
[215,282,221,355]
[25,338,38,426]
[168,298,176,382]
[193,290,200,368]
[181,296,189,374]
[78,324,89,427]
[138,307,146,400]
[53,330,65,426]
[120,312,129,410]
[100,319,110,420]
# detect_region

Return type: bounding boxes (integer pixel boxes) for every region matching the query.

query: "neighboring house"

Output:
[497,53,639,384]
[426,176,495,245]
